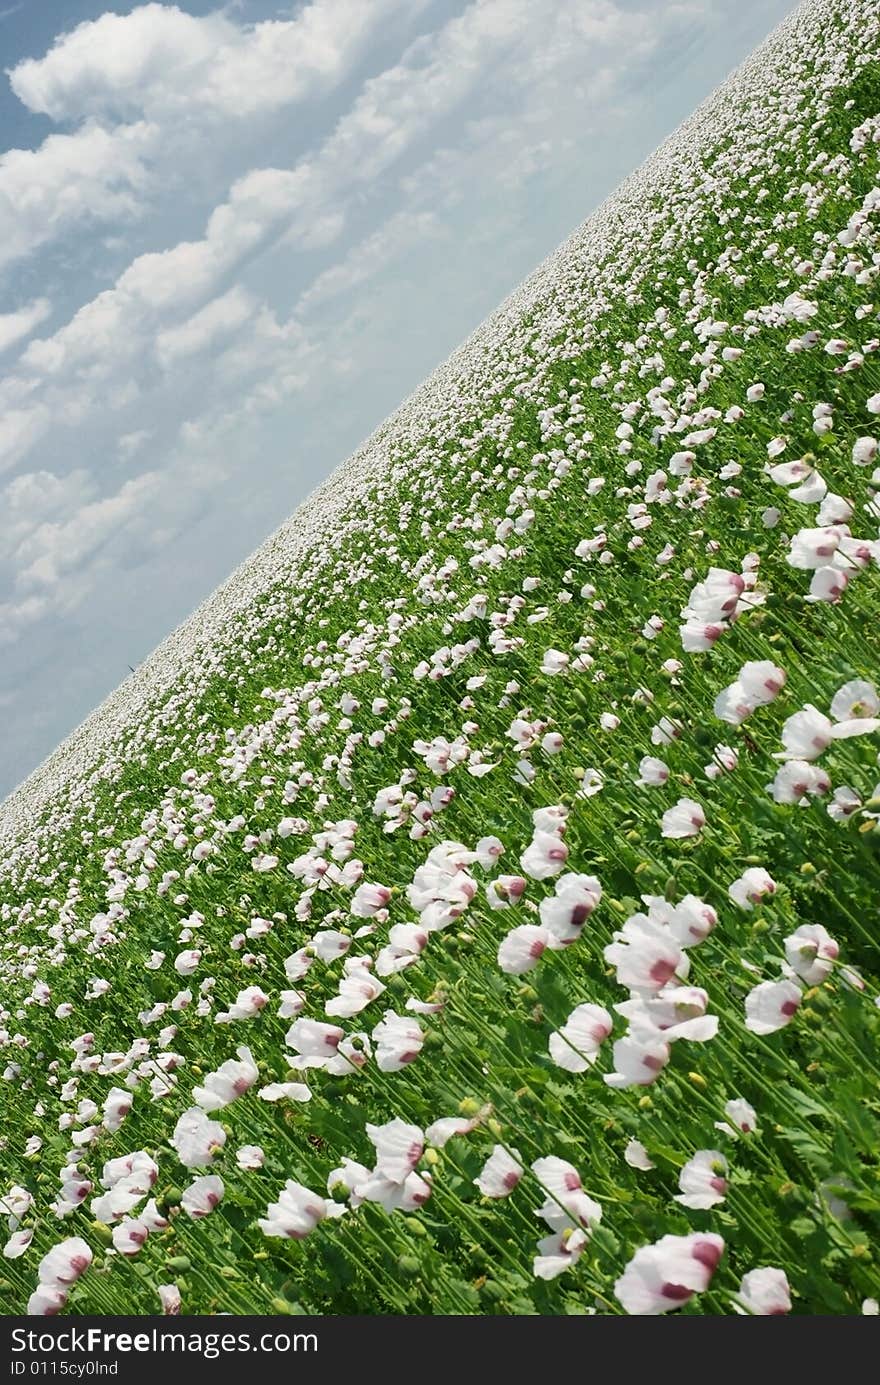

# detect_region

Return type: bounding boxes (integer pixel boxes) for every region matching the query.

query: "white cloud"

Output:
[0,121,158,272]
[299,211,442,311]
[118,429,152,462]
[13,470,162,593]
[0,594,49,649]
[0,407,51,476]
[9,0,427,122]
[155,285,256,368]
[0,468,96,551]
[0,299,52,354]
[17,163,313,387]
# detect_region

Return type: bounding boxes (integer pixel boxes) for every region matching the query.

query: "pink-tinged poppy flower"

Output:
[708,743,739,776]
[258,1180,333,1239]
[540,873,602,945]
[157,1284,181,1315]
[738,661,786,705]
[375,923,428,975]
[99,1151,157,1192]
[618,985,717,1043]
[776,705,834,760]
[615,1232,724,1314]
[831,679,879,721]
[1,1185,33,1228]
[350,882,392,917]
[806,566,849,603]
[604,1033,671,1088]
[661,798,705,839]
[485,875,527,910]
[667,895,717,947]
[101,1087,132,1132]
[767,760,831,804]
[174,949,201,976]
[181,1175,224,1218]
[744,979,801,1034]
[651,716,681,747]
[425,1116,479,1148]
[736,1267,791,1315]
[532,1156,602,1233]
[171,1108,226,1168]
[257,1075,313,1104]
[540,648,569,676]
[278,990,306,1018]
[356,1171,432,1211]
[3,1229,33,1259]
[475,1146,524,1198]
[366,1118,423,1184]
[326,967,386,1017]
[533,1228,587,1280]
[636,756,670,787]
[214,986,269,1023]
[520,830,569,880]
[112,1218,150,1255]
[787,526,845,569]
[284,949,313,981]
[475,836,505,868]
[716,1097,758,1136]
[37,1237,92,1288]
[713,681,754,725]
[193,1046,258,1111]
[372,1010,424,1071]
[236,1145,265,1171]
[139,1200,168,1232]
[784,924,838,985]
[675,1150,728,1209]
[680,622,725,652]
[309,930,351,963]
[498,923,551,974]
[548,1003,613,1071]
[285,1018,344,1067]
[27,1285,68,1316]
[852,436,878,465]
[605,916,685,994]
[327,1159,372,1208]
[728,867,776,909]
[624,1139,654,1171]
[684,568,745,623]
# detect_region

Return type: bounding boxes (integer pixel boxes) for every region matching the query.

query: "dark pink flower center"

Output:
[692,1239,723,1271]
[650,959,676,985]
[661,1282,693,1302]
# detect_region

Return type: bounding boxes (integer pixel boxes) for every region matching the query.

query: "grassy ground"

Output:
[1,0,880,1316]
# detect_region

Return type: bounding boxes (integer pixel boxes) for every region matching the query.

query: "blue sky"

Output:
[0,0,798,797]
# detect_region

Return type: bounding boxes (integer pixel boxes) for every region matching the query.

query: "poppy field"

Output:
[1,0,879,1317]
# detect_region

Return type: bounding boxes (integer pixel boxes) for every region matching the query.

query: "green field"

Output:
[1,0,880,1316]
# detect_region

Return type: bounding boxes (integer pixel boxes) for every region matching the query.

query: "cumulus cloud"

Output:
[0,299,52,354]
[9,0,427,122]
[0,407,51,476]
[16,163,313,388]
[299,211,442,311]
[12,471,163,593]
[0,121,158,272]
[0,1,427,278]
[0,468,96,553]
[155,285,256,367]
